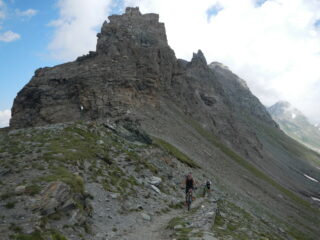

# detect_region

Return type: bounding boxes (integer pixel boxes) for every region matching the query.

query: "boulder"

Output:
[15,185,26,194]
[34,181,72,215]
[141,213,151,221]
[150,185,161,194]
[110,193,119,199]
[149,176,162,186]
[96,140,104,145]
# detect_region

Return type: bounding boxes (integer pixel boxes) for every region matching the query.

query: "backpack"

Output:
[206,180,211,189]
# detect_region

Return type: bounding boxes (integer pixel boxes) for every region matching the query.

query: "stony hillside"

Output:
[0,121,318,240]
[2,7,320,240]
[269,101,320,154]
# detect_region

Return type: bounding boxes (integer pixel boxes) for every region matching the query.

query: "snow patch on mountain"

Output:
[303,173,319,183]
[311,197,320,202]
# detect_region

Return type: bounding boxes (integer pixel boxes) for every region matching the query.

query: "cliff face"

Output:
[10,7,275,129]
[10,7,276,158]
[10,7,177,128]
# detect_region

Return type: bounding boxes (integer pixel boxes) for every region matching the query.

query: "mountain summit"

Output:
[4,7,320,240]
[10,7,275,133]
[269,101,320,152]
[268,101,305,120]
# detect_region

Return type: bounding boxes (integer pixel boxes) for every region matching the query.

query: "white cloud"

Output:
[122,0,320,122]
[46,0,320,122]
[0,109,10,128]
[0,0,21,42]
[0,30,20,42]
[16,8,38,17]
[48,0,113,60]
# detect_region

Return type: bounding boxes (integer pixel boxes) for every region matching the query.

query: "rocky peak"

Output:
[96,7,168,55]
[209,61,229,70]
[269,101,293,114]
[190,50,207,67]
[10,6,277,138]
[268,101,305,121]
[273,100,291,109]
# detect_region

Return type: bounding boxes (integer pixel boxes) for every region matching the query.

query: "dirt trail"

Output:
[124,209,181,240]
[118,198,210,240]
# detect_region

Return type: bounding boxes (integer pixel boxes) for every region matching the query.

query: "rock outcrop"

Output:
[10,7,177,128]
[10,7,278,162]
[10,7,275,133]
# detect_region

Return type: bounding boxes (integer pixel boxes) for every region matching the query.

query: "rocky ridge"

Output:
[3,7,320,240]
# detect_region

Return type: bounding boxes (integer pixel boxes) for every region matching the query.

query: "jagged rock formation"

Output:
[269,101,320,153]
[10,7,177,128]
[10,7,277,164]
[10,7,274,138]
[5,7,320,240]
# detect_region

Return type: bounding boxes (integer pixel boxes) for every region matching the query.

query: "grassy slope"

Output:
[184,117,317,211]
[257,119,320,167]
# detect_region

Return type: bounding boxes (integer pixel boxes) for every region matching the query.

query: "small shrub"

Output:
[168,201,184,209]
[1,192,13,200]
[13,231,44,240]
[25,185,41,196]
[50,230,67,240]
[39,167,84,194]
[5,201,16,209]
[9,223,22,233]
[167,217,185,230]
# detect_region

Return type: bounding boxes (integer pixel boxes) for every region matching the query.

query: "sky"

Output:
[0,0,320,127]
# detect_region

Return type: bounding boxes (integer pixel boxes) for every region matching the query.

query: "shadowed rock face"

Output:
[10,7,177,128]
[10,7,285,182]
[11,7,285,179]
[10,7,274,131]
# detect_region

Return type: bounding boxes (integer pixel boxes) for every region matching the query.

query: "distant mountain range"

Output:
[268,101,320,153]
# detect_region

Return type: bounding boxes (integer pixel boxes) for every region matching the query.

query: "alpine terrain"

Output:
[1,7,320,240]
[269,101,320,154]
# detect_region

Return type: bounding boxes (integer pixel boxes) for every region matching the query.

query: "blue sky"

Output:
[1,0,320,127]
[0,0,60,110]
[0,0,125,116]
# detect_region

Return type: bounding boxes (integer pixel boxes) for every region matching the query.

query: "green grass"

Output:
[5,201,16,209]
[126,151,158,174]
[39,166,84,194]
[168,201,184,209]
[25,184,41,196]
[39,125,108,165]
[9,224,22,233]
[167,217,185,230]
[167,216,194,240]
[1,192,14,200]
[50,230,68,240]
[287,227,314,240]
[259,120,320,166]
[12,231,44,240]
[211,200,284,240]
[153,137,200,168]
[12,230,67,240]
[102,163,139,195]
